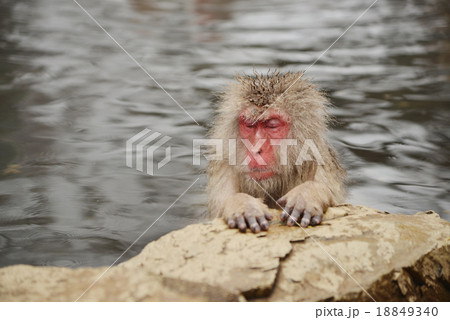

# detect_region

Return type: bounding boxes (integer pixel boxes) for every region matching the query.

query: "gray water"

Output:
[0,0,448,268]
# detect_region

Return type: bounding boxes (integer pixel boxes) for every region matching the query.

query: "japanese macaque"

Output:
[207,71,346,233]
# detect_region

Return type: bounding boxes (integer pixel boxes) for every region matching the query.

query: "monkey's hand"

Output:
[276,181,334,228]
[223,193,273,233]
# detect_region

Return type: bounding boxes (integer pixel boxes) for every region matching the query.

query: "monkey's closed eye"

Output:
[264,118,282,128]
[244,121,256,128]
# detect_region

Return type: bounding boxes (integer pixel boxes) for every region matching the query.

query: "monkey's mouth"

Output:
[247,168,276,180]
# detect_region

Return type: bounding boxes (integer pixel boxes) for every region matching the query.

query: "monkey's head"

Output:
[210,71,330,186]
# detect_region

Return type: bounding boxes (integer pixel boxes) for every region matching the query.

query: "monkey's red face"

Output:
[239,109,290,180]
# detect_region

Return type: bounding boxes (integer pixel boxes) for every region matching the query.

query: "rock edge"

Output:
[1,204,449,301]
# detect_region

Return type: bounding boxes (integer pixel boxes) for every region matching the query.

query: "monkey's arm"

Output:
[276,162,344,228]
[207,164,273,233]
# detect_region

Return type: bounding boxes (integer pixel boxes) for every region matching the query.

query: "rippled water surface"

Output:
[0,0,449,267]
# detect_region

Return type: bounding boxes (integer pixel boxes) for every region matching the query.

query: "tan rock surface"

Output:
[0,264,240,302]
[1,205,449,301]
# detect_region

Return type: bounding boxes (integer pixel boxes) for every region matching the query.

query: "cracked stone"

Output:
[0,205,449,301]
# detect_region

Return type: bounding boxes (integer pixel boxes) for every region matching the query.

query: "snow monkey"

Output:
[207,71,346,233]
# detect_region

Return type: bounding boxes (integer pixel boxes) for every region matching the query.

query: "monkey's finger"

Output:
[256,216,269,231]
[281,197,295,220]
[282,207,294,221]
[280,210,288,222]
[300,211,312,228]
[310,208,324,226]
[287,208,301,227]
[236,216,247,232]
[246,215,260,233]
[280,204,294,221]
[264,211,273,221]
[293,196,307,227]
[276,196,287,208]
[227,218,236,229]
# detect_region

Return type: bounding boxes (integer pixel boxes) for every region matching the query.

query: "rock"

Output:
[0,264,240,302]
[0,205,449,301]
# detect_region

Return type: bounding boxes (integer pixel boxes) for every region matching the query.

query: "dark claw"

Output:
[311,214,322,226]
[265,212,273,221]
[250,223,261,233]
[260,221,269,231]
[257,216,269,231]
